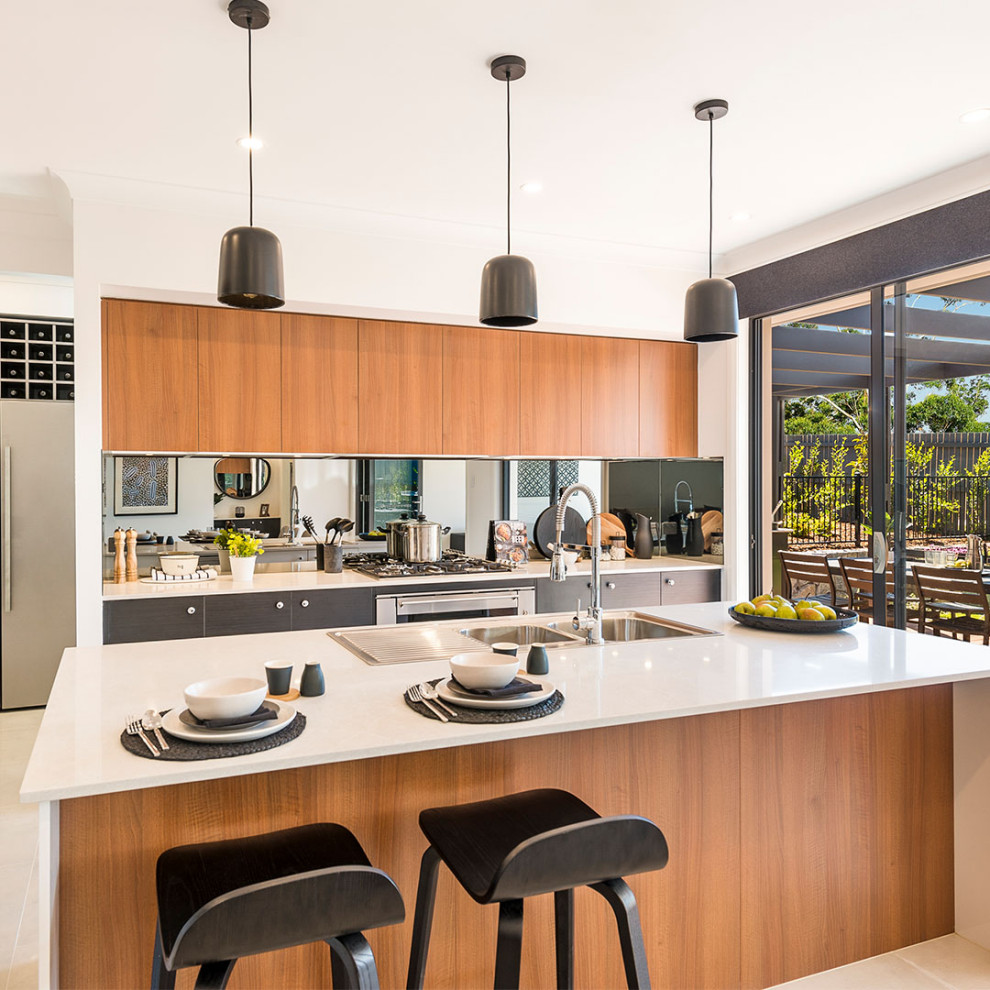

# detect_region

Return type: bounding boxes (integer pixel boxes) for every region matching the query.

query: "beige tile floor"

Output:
[0,708,42,990]
[3,708,990,990]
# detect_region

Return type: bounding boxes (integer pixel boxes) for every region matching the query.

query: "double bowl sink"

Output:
[332,611,718,665]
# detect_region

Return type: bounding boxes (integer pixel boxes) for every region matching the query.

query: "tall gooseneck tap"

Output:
[289,484,300,544]
[550,483,603,645]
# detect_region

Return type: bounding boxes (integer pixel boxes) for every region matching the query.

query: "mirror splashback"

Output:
[215,457,271,500]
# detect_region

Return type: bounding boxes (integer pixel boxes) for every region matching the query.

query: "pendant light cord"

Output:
[247,18,254,227]
[708,111,713,279]
[505,71,512,255]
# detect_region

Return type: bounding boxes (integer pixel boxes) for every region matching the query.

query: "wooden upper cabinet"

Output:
[443,325,519,456]
[580,336,641,458]
[103,299,199,450]
[197,307,281,451]
[639,339,698,456]
[358,320,443,455]
[519,332,583,457]
[281,314,359,453]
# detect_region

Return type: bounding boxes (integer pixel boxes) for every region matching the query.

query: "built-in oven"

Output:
[375,586,536,624]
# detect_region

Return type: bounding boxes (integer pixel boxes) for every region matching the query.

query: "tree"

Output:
[905,393,985,433]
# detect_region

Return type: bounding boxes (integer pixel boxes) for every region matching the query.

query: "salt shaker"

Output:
[300,660,325,697]
[526,644,549,677]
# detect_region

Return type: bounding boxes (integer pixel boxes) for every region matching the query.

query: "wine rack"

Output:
[0,316,74,401]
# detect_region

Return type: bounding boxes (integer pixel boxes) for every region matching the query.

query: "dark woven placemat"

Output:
[403,678,563,724]
[120,710,307,761]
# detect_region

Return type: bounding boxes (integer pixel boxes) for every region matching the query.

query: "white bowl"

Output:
[449,652,520,691]
[183,676,267,721]
[158,552,200,576]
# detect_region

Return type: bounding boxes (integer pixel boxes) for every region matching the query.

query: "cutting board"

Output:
[533,504,587,558]
[702,510,723,551]
[587,512,627,548]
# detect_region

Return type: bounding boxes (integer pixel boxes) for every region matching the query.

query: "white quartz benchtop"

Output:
[101,555,722,601]
[22,601,990,803]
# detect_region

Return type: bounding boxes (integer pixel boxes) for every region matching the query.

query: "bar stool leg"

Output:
[554,888,574,989]
[406,845,441,990]
[150,918,175,990]
[493,898,524,990]
[328,932,380,990]
[591,879,651,990]
[193,959,236,990]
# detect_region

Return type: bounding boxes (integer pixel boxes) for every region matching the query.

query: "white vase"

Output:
[229,555,256,581]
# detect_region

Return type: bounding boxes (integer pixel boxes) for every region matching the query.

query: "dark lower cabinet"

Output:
[103,596,205,644]
[659,568,721,604]
[103,587,375,644]
[289,588,374,630]
[205,592,293,637]
[536,568,720,614]
[536,572,662,613]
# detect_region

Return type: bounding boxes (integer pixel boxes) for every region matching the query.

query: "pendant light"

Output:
[217,0,285,309]
[683,99,738,342]
[479,55,538,327]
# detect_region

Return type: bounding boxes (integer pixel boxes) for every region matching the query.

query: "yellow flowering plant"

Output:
[226,533,265,558]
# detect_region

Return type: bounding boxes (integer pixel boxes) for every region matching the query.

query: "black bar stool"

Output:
[406,788,669,990]
[151,822,405,990]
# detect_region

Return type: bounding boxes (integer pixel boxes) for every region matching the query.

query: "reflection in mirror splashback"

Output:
[215,457,271,500]
[101,453,721,579]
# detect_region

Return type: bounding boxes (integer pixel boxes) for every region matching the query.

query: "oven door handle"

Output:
[393,591,521,616]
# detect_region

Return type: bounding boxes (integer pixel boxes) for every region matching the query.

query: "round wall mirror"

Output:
[215,457,271,500]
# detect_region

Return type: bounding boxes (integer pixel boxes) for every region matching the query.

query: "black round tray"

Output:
[727,605,859,634]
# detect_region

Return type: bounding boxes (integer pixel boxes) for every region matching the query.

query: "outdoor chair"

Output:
[779,551,842,607]
[839,557,920,628]
[911,564,990,644]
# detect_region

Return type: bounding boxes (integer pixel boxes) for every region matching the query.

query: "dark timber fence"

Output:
[782,433,990,547]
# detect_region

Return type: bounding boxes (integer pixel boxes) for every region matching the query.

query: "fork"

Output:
[407,684,448,723]
[126,715,160,756]
[418,682,458,718]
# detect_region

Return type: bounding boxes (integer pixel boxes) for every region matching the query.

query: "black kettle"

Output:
[685,511,705,556]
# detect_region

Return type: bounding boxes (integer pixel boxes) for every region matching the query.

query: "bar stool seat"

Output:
[152,822,404,990]
[407,788,669,990]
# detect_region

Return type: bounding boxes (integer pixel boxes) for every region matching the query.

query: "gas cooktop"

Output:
[345,551,515,579]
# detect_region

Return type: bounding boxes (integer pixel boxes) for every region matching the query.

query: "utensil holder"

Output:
[323,545,343,573]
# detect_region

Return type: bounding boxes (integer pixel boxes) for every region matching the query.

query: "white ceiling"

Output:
[4,0,990,268]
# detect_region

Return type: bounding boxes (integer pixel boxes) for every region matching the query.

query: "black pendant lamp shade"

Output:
[218,0,285,309]
[684,98,738,342]
[480,55,537,328]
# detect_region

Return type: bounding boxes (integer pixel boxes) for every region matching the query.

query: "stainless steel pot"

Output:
[402,516,444,563]
[385,517,409,559]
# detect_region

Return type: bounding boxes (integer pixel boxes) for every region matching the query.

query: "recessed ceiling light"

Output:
[238,135,264,150]
[519,181,543,194]
[959,108,990,125]
[730,211,751,222]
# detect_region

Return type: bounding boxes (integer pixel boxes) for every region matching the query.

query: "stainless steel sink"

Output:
[546,611,718,643]
[460,624,584,647]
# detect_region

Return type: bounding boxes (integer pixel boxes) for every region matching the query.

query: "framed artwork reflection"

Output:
[113,456,178,515]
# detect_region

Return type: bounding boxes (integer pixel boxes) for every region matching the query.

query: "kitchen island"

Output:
[22,602,990,989]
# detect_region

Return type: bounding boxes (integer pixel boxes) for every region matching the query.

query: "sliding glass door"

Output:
[767,260,990,629]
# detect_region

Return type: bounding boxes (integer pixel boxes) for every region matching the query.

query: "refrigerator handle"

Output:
[3,445,9,612]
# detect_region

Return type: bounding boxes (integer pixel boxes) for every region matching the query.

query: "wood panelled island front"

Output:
[26,602,983,990]
[56,688,951,990]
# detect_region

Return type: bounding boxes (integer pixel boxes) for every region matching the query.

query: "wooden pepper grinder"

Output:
[113,528,126,584]
[125,528,138,582]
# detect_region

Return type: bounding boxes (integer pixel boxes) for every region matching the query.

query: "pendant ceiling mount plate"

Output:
[693,98,728,121]
[228,0,270,30]
[490,55,526,81]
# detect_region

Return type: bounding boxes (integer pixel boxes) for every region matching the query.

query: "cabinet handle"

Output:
[665,578,675,586]
[606,581,616,590]
[186,606,196,615]
[275,601,285,609]
[300,599,309,608]
[586,582,592,589]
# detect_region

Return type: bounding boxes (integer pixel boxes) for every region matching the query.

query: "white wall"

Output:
[422,460,467,531]
[293,459,357,535]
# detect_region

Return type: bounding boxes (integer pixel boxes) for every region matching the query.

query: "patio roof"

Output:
[773,293,990,397]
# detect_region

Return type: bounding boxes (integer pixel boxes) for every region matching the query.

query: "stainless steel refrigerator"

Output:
[1,400,75,708]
